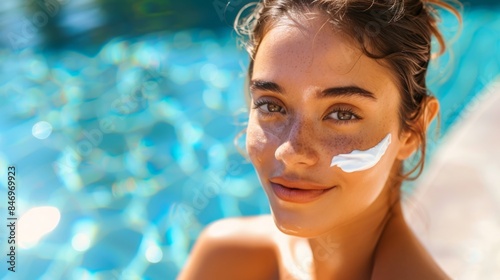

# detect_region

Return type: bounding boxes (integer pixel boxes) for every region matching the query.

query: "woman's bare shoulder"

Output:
[178,215,279,280]
[371,213,450,280]
[201,214,278,245]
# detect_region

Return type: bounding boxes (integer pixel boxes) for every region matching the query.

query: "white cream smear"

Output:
[330,133,392,173]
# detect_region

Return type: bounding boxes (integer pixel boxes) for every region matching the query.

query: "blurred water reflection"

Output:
[0,0,256,51]
[0,4,499,280]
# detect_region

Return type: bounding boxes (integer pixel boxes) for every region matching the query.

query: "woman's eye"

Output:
[253,101,285,114]
[265,103,283,113]
[329,110,358,121]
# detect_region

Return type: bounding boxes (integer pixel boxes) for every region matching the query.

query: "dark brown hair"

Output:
[234,0,461,182]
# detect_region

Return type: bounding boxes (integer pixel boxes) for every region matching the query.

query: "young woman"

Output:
[180,0,460,279]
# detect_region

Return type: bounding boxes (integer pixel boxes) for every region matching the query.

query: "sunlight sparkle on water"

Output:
[18,206,61,248]
[32,121,53,139]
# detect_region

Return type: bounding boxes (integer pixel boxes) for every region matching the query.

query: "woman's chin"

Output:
[271,213,324,238]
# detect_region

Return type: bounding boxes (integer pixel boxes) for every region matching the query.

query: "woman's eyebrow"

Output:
[249,79,377,101]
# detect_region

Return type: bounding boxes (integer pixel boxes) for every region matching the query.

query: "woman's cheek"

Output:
[340,135,400,198]
[246,123,282,164]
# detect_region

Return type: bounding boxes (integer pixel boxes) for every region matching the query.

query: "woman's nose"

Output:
[274,120,319,167]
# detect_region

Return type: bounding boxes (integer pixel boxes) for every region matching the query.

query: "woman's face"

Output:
[246,15,413,237]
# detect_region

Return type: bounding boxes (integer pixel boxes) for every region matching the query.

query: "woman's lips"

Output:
[270,182,335,203]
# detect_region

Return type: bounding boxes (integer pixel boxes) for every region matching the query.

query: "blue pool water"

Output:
[0,8,499,280]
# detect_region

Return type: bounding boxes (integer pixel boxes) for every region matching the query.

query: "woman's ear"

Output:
[396,97,440,160]
[422,96,440,131]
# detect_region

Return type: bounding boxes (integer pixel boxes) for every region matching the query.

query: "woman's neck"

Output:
[307,199,404,280]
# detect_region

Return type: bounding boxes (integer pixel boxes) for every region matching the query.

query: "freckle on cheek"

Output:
[325,135,363,154]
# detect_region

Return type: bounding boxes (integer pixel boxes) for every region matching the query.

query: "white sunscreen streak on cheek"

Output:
[330,133,392,173]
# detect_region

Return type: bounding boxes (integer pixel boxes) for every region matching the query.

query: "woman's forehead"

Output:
[253,17,398,97]
[255,24,359,75]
